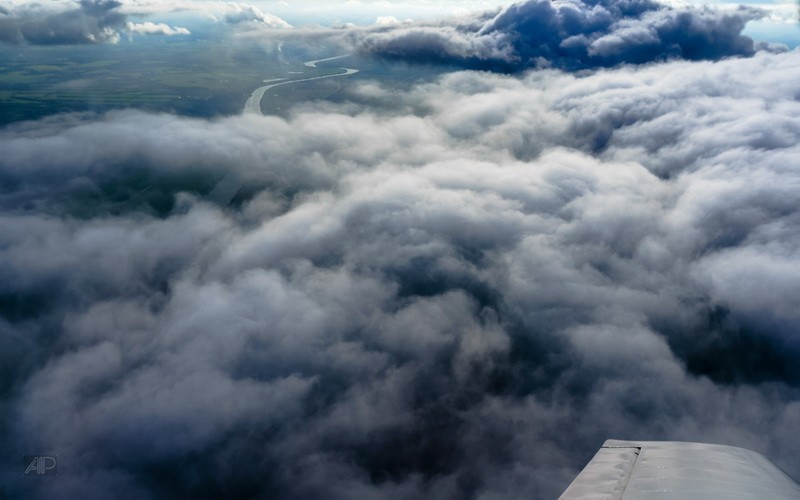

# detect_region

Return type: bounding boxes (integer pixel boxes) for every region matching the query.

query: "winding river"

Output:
[243,55,359,115]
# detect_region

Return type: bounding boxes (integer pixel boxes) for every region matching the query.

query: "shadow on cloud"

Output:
[352,0,769,71]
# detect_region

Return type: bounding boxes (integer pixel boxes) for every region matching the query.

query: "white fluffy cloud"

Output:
[126,21,190,35]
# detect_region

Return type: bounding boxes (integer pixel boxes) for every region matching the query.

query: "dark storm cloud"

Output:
[352,0,764,70]
[0,0,126,44]
[2,48,800,499]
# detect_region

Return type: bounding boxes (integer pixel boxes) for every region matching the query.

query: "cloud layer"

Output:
[353,0,765,70]
[0,0,127,44]
[0,0,288,44]
[1,39,800,500]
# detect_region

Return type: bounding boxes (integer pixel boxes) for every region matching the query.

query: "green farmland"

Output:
[0,40,292,125]
[0,39,449,125]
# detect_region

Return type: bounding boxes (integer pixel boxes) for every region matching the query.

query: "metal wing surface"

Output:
[560,439,800,499]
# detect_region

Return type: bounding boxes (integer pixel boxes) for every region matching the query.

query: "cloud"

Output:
[0,0,126,44]
[126,21,190,35]
[218,2,291,27]
[352,0,765,70]
[118,0,291,27]
[2,43,800,500]
[375,16,402,26]
[0,0,288,45]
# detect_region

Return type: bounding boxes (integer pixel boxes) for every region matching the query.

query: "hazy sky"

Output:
[165,0,799,45]
[203,0,800,45]
[249,0,795,22]
[1,0,797,44]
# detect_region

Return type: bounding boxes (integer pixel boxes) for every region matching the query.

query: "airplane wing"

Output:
[559,439,800,499]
